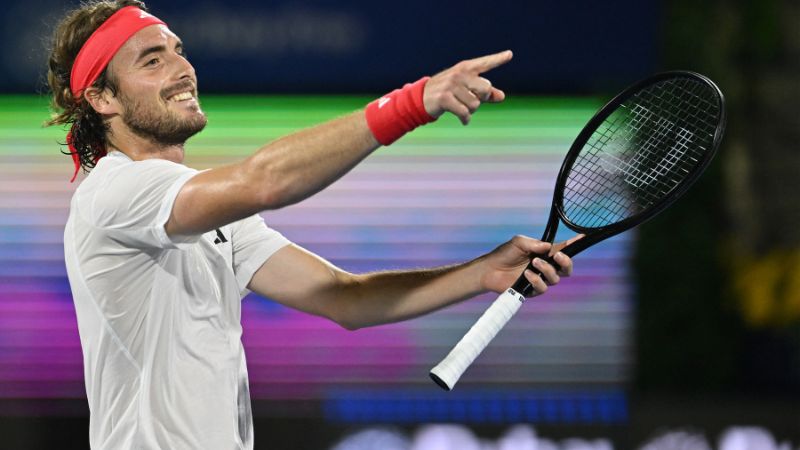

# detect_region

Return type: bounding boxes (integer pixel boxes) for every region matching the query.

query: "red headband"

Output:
[67,6,166,182]
[70,6,165,97]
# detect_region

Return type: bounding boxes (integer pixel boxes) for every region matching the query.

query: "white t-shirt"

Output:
[63,151,290,450]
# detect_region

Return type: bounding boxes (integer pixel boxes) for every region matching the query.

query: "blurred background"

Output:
[0,0,798,448]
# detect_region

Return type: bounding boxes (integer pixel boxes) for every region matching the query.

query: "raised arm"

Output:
[248,235,574,330]
[165,50,513,237]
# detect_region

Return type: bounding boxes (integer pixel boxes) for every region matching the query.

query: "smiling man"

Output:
[45,1,575,449]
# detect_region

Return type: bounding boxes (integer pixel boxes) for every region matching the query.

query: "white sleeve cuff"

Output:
[234,238,292,297]
[154,170,202,250]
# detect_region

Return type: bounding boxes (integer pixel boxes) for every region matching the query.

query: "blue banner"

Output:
[2,0,657,93]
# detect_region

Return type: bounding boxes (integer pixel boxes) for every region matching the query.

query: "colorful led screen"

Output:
[0,96,631,421]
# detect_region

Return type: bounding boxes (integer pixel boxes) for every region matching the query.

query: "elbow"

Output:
[336,318,363,332]
[326,305,364,331]
[329,304,366,332]
[326,272,367,331]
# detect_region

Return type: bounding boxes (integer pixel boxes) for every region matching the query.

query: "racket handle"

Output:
[429,288,525,391]
[512,256,562,297]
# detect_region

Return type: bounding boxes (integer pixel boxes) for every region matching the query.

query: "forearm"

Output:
[246,110,379,209]
[333,257,488,330]
[167,111,379,236]
[249,236,572,331]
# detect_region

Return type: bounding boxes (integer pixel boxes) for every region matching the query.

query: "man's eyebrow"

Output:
[135,44,166,63]
[134,40,185,63]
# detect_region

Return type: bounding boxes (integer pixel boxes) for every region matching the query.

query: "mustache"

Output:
[161,80,197,99]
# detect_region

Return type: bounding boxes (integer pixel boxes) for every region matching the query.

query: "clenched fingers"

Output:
[465,77,493,101]
[524,252,572,296]
[549,234,582,277]
[438,92,472,125]
[532,257,561,285]
[552,251,574,277]
[524,268,549,295]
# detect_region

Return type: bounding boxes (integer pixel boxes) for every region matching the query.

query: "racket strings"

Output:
[563,77,721,229]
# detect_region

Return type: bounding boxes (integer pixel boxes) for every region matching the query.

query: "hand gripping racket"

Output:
[430,71,726,390]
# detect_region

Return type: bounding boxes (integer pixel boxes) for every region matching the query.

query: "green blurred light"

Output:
[0,95,601,157]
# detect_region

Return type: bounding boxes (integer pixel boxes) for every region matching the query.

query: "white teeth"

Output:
[169,92,193,102]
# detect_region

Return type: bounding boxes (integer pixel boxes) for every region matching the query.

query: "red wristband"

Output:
[365,77,436,145]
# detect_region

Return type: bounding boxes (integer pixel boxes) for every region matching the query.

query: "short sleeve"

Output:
[80,157,200,249]
[230,214,291,296]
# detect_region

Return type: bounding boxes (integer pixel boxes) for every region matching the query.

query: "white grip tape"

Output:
[430,288,525,390]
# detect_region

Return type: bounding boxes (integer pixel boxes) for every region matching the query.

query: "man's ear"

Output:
[84,86,120,116]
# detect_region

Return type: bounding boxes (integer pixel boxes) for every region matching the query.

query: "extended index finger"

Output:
[462,50,514,74]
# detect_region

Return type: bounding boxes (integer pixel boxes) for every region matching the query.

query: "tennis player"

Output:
[46,1,575,448]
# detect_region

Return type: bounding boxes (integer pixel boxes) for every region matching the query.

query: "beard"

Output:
[118,86,208,146]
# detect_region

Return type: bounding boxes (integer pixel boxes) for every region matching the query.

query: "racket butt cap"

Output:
[429,372,452,391]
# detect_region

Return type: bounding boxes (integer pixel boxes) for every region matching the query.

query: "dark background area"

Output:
[1,0,659,94]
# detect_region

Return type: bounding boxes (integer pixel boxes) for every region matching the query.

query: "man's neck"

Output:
[107,126,186,164]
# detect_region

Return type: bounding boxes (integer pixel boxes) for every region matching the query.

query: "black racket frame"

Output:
[512,71,726,297]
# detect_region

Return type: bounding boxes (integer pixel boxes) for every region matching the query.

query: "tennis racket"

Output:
[430,71,726,390]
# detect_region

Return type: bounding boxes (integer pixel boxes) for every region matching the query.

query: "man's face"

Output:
[106,24,207,145]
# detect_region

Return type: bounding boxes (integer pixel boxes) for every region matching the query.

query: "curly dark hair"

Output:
[44,0,148,176]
